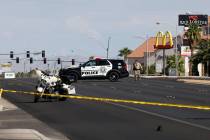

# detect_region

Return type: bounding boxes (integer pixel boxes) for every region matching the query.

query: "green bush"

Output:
[148,64,156,74]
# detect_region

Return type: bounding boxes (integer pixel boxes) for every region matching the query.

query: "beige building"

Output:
[127,36,178,75]
[126,37,156,73]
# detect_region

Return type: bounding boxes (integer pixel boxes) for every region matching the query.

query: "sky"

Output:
[0,0,210,72]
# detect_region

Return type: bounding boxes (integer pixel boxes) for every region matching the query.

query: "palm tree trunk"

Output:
[207,60,210,77]
[189,62,192,76]
[189,47,193,76]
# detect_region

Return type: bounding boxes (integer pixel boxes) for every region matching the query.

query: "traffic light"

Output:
[72,59,75,65]
[10,51,14,58]
[57,58,61,64]
[43,58,47,64]
[42,50,45,58]
[30,57,33,64]
[16,57,19,63]
[26,51,30,58]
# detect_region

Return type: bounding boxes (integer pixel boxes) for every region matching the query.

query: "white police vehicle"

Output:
[59,59,129,82]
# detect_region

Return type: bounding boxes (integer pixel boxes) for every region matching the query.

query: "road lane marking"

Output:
[2,88,210,111]
[108,102,210,131]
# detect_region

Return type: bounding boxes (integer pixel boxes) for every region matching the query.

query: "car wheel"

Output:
[108,72,119,82]
[69,73,78,83]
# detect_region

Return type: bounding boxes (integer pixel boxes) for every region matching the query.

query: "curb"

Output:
[0,105,3,111]
[0,129,50,140]
[129,75,210,80]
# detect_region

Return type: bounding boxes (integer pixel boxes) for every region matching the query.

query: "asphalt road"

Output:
[1,78,210,140]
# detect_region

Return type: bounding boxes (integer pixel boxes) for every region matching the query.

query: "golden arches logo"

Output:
[154,31,174,49]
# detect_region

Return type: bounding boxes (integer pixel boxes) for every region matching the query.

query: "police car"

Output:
[59,59,129,82]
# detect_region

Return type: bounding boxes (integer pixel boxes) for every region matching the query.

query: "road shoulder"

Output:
[0,98,69,140]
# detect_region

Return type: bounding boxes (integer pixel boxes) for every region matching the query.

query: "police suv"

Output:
[59,59,129,82]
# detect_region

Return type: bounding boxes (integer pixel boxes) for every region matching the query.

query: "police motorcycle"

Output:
[34,69,76,103]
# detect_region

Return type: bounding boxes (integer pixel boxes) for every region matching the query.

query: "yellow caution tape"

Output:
[0,88,3,98]
[1,89,210,111]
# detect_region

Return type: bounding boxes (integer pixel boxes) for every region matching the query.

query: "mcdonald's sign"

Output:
[154,31,174,49]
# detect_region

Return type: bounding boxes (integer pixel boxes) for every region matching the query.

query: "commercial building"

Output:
[127,35,181,75]
[181,16,210,76]
[127,15,210,76]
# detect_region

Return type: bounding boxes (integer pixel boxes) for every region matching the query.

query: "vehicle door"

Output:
[81,60,100,77]
[97,60,112,76]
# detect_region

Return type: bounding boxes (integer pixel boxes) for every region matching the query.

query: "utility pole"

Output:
[24,60,26,73]
[107,37,111,59]
[47,64,50,72]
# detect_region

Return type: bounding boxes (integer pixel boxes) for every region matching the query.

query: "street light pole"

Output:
[146,35,149,76]
[107,37,111,59]
[133,35,149,76]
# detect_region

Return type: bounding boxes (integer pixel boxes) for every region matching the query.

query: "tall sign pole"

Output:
[154,31,174,76]
[175,24,178,76]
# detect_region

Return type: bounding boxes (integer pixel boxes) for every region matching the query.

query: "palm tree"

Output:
[184,23,202,75]
[118,47,132,60]
[200,40,210,62]
[192,39,210,76]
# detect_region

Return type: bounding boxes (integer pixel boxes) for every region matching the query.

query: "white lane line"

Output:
[9,79,210,131]
[107,102,210,131]
[77,89,210,131]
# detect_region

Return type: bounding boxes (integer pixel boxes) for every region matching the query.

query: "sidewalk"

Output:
[129,75,210,85]
[135,75,210,80]
[0,98,69,140]
[0,129,49,140]
[177,79,210,86]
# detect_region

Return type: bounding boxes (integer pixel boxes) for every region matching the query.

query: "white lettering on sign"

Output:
[4,72,15,79]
